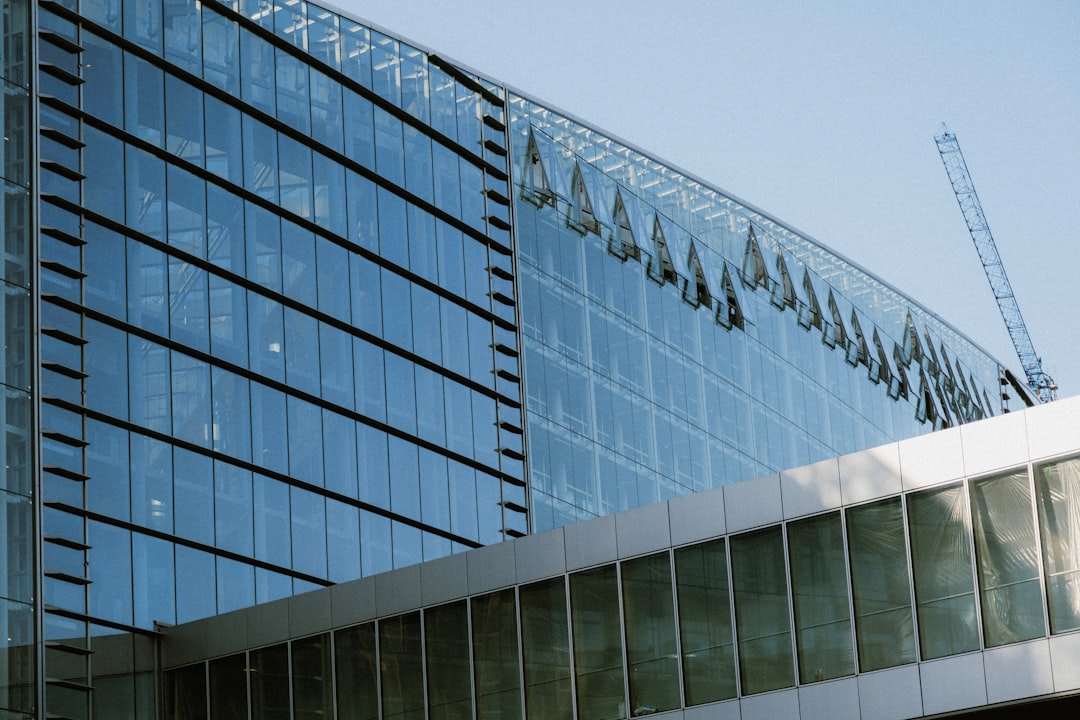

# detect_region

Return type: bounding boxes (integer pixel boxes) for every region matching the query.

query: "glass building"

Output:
[1,0,1056,718]
[159,398,1080,719]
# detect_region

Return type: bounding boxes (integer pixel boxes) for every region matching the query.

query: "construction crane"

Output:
[935,125,1057,403]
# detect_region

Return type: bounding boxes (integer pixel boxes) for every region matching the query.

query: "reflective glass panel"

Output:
[163,662,207,720]
[621,552,679,714]
[380,613,424,720]
[335,623,379,720]
[569,565,624,719]
[425,601,472,719]
[971,470,1045,646]
[292,634,333,720]
[731,526,794,694]
[674,539,736,704]
[250,643,290,720]
[209,653,247,720]
[788,511,854,682]
[1035,457,1080,633]
[471,589,521,719]
[846,497,916,671]
[908,484,979,659]
[520,577,571,720]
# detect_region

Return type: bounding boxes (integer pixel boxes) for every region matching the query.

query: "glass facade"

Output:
[508,102,1011,530]
[164,454,1080,719]
[34,1,528,717]
[1,0,34,717]
[15,0,1038,717]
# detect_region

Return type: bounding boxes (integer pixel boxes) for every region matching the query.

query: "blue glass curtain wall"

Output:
[2,0,34,716]
[35,5,525,717]
[164,455,1080,720]
[510,112,1004,531]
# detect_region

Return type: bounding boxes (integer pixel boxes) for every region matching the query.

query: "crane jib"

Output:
[934,126,1057,404]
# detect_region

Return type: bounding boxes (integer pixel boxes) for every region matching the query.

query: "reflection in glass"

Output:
[788,511,854,682]
[971,470,1045,646]
[847,497,916,671]
[335,623,379,720]
[163,661,207,720]
[209,653,247,720]
[1036,457,1080,633]
[292,634,333,720]
[622,552,679,714]
[88,521,133,626]
[472,589,521,719]
[731,526,793,694]
[132,532,175,626]
[674,539,736,704]
[521,577,572,720]
[425,601,472,719]
[380,612,424,720]
[908,484,979,659]
[570,565,624,719]
[250,643,290,720]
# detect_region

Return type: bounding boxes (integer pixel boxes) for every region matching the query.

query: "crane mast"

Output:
[934,126,1056,403]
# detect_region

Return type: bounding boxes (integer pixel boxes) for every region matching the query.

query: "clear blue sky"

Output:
[333,0,1080,401]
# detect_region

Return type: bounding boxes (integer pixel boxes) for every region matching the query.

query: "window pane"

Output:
[326,499,360,583]
[124,52,164,145]
[167,165,206,258]
[83,31,124,125]
[788,511,854,682]
[163,662,207,720]
[380,613,424,720]
[569,565,623,719]
[290,486,327,578]
[621,552,679,714]
[971,470,1045,646]
[250,643,289,720]
[292,634,332,720]
[248,292,285,381]
[323,410,358,497]
[176,547,216,624]
[731,526,794,694]
[204,96,243,184]
[130,433,173,533]
[132,532,175,626]
[169,259,210,353]
[214,461,252,555]
[846,497,915,671]
[253,474,290,568]
[251,380,288,474]
[88,521,132,626]
[84,221,127,318]
[284,308,320,397]
[335,623,379,720]
[908,484,979,659]
[171,351,211,448]
[202,10,239,92]
[127,239,168,337]
[471,589,521,720]
[425,601,472,719]
[174,448,213,545]
[287,395,324,486]
[239,26,276,114]
[207,183,245,275]
[521,577,572,720]
[209,653,247,720]
[1035,457,1080,633]
[674,539,736,705]
[211,366,252,462]
[243,116,278,201]
[216,557,254,614]
[86,420,131,521]
[126,145,166,238]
